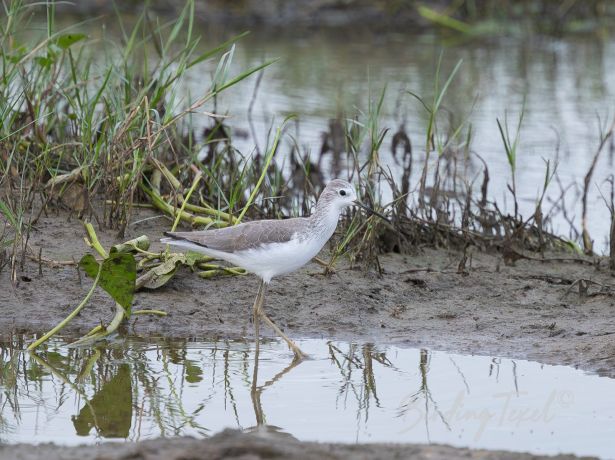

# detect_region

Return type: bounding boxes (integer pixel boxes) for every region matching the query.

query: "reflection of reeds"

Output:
[327,342,393,427]
[2,336,312,441]
[397,349,450,441]
[581,118,615,255]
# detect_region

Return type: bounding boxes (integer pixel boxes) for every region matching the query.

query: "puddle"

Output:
[0,335,613,458]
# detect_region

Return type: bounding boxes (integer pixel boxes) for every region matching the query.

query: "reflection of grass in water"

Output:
[327,342,394,429]
[1,336,409,442]
[397,349,451,441]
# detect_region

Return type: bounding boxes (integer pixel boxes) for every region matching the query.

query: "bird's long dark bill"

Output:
[354,201,389,221]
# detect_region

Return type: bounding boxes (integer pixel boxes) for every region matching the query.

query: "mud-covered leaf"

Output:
[184,251,203,268]
[79,253,136,311]
[56,33,87,49]
[137,254,184,290]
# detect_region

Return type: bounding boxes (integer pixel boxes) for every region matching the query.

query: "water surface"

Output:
[1,336,613,458]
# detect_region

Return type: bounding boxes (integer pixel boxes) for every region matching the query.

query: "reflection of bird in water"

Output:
[248,327,305,432]
[162,180,376,360]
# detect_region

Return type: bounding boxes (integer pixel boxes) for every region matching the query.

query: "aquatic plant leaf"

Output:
[7,44,27,63]
[78,254,100,278]
[79,253,136,310]
[56,33,87,49]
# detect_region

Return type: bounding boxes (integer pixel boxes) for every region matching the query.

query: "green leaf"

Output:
[187,31,249,69]
[56,33,87,49]
[79,253,136,312]
[34,56,55,68]
[79,254,101,278]
[8,46,27,63]
[0,200,17,227]
[418,6,471,34]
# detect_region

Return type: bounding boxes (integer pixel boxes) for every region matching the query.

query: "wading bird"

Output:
[162,179,381,360]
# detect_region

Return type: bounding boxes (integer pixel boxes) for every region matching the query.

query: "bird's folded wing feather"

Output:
[164,218,306,253]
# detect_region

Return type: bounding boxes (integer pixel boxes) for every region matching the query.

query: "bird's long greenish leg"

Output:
[252,280,266,355]
[260,313,306,360]
[257,282,307,360]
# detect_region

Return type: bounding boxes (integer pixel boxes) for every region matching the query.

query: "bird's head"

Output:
[323,178,357,210]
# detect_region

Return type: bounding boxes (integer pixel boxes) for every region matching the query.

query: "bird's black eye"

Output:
[339,190,347,196]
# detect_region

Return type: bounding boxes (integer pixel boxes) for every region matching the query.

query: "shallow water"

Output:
[1,335,613,458]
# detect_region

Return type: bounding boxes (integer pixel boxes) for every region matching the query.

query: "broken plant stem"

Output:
[197,264,246,275]
[70,303,126,347]
[170,171,203,233]
[133,309,168,316]
[27,265,102,351]
[84,324,104,337]
[141,184,224,227]
[84,222,108,258]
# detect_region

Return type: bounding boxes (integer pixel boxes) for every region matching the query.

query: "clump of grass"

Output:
[580,117,615,255]
[0,0,274,269]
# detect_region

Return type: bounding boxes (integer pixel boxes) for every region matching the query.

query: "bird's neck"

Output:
[309,200,341,242]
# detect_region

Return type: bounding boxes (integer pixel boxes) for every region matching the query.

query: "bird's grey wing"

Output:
[163,218,306,253]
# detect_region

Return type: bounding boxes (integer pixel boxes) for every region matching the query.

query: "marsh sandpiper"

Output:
[162,179,374,360]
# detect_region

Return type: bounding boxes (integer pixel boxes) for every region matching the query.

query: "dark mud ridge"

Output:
[47,0,427,30]
[2,429,592,460]
[2,212,614,459]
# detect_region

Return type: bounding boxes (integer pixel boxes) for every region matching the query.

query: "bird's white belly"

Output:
[235,237,324,283]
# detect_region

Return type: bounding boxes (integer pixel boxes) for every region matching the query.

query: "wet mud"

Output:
[2,429,591,460]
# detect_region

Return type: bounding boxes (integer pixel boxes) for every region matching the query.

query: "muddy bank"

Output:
[39,0,615,32]
[2,429,594,460]
[45,0,426,30]
[3,210,615,378]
